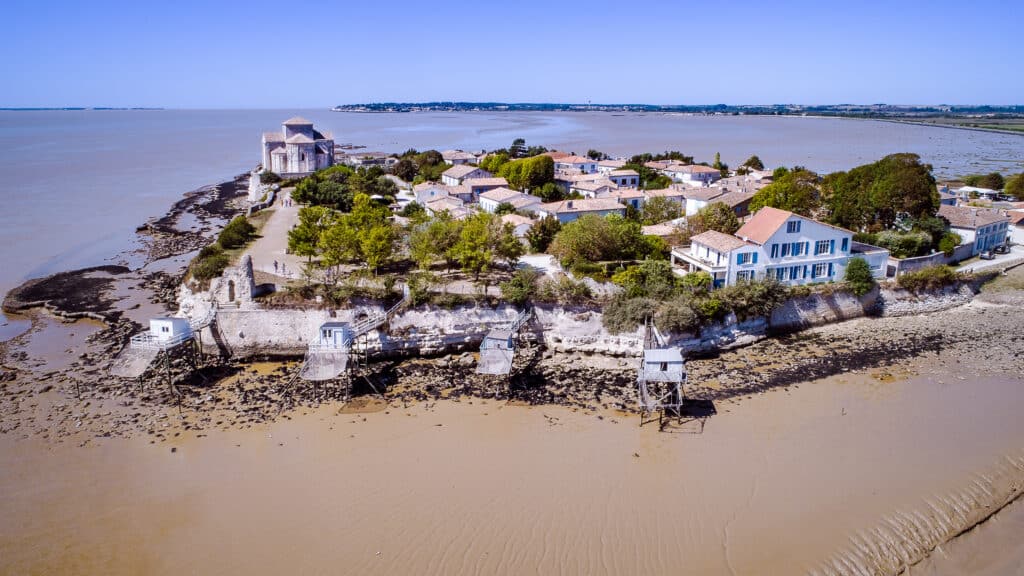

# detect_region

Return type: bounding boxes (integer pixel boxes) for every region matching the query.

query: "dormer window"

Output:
[786,220,801,233]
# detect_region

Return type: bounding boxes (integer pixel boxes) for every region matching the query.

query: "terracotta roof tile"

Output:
[939,205,1010,229]
[735,206,794,245]
[690,230,749,253]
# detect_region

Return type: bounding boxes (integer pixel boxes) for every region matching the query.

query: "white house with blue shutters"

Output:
[670,207,884,288]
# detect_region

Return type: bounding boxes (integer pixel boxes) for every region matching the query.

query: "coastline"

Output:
[1,165,1023,573]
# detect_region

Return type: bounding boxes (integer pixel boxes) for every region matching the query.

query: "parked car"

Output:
[993,244,1010,254]
[979,251,995,260]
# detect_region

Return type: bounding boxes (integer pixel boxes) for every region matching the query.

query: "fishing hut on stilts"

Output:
[637,319,686,428]
[297,284,409,400]
[476,308,533,375]
[109,308,217,400]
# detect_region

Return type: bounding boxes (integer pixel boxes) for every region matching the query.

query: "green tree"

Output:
[479,153,509,174]
[361,224,397,274]
[495,202,517,215]
[1004,173,1024,199]
[713,152,722,169]
[535,182,564,202]
[494,222,525,267]
[610,260,677,299]
[392,158,418,182]
[586,149,608,161]
[844,257,876,296]
[451,212,495,280]
[750,168,820,216]
[640,196,682,225]
[742,155,765,170]
[687,202,740,236]
[319,221,360,272]
[288,206,334,262]
[497,155,555,190]
[979,172,1005,190]
[526,215,561,252]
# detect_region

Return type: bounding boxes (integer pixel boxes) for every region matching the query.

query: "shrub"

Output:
[938,232,962,257]
[218,216,256,249]
[602,294,657,334]
[535,274,592,305]
[844,257,876,296]
[190,251,230,281]
[655,297,701,334]
[896,265,960,292]
[716,278,790,320]
[259,171,281,184]
[500,268,540,306]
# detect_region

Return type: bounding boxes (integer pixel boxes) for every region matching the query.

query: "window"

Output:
[786,220,801,233]
[771,244,779,258]
[813,263,828,278]
[736,270,753,281]
[790,242,804,256]
[815,240,831,255]
[161,326,170,333]
[737,252,752,265]
[660,362,668,371]
[841,238,849,252]
[775,267,786,280]
[790,266,801,280]
[781,243,791,257]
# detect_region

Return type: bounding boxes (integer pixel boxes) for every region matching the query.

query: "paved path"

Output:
[243,189,308,283]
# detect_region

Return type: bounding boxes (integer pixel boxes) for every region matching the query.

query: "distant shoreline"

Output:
[0,107,165,111]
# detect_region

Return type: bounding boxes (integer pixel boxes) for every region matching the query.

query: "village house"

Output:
[261,117,335,177]
[554,155,599,174]
[572,178,619,198]
[715,190,756,219]
[463,177,509,201]
[954,186,999,201]
[1007,211,1024,245]
[441,150,477,165]
[596,159,627,174]
[412,182,452,204]
[668,164,723,187]
[938,204,1010,255]
[683,188,726,216]
[642,187,688,208]
[607,169,640,188]
[501,213,535,243]
[669,207,884,288]
[599,187,645,210]
[537,198,626,224]
[425,196,472,219]
[478,187,542,214]
[441,165,492,186]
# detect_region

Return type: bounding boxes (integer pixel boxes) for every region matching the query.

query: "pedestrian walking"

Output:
[274,260,279,273]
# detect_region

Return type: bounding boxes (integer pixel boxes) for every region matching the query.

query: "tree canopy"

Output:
[821,153,938,231]
[1004,173,1024,199]
[749,167,821,217]
[640,196,682,225]
[547,214,665,266]
[496,155,555,191]
[742,155,765,170]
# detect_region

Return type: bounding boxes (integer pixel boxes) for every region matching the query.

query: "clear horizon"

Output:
[2,0,1022,108]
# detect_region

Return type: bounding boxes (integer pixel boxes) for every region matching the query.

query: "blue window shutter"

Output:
[841,238,849,252]
[828,263,834,276]
[829,239,835,254]
[803,265,808,278]
[752,252,758,264]
[736,253,741,265]
[805,242,810,256]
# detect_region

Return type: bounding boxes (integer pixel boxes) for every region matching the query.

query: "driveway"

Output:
[957,244,1024,273]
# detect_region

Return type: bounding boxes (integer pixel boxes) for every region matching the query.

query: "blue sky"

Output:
[2,0,1021,108]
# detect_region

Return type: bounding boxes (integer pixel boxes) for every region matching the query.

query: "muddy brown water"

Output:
[1,366,1022,575]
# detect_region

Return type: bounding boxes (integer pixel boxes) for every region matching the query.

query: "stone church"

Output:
[261,116,334,177]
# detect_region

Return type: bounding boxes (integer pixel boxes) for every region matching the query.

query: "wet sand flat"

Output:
[1,367,1022,575]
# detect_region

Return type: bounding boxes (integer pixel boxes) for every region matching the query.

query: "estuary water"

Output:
[1,109,1022,304]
